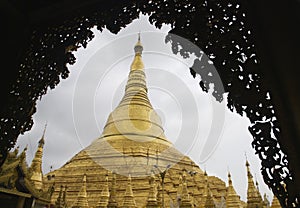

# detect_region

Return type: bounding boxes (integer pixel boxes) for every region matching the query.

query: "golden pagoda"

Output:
[23,34,281,208]
[41,34,232,207]
[29,124,46,190]
[0,34,283,208]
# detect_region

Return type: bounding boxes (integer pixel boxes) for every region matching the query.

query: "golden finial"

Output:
[134,33,143,55]
[255,174,258,185]
[39,122,47,147]
[42,122,47,137]
[227,170,233,186]
[245,152,250,166]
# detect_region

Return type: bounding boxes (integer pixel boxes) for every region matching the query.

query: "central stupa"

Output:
[44,35,236,208]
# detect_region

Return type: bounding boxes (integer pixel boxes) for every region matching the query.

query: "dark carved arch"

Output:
[0,1,299,207]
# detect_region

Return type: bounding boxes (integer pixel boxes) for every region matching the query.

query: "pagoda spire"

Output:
[101,34,168,144]
[96,174,110,208]
[198,171,215,208]
[146,172,158,208]
[122,175,137,207]
[204,184,216,208]
[18,145,28,169]
[262,193,270,207]
[270,195,281,208]
[156,184,162,207]
[255,180,263,202]
[107,172,118,208]
[246,160,262,208]
[180,170,193,208]
[226,172,242,207]
[29,124,46,190]
[72,174,89,208]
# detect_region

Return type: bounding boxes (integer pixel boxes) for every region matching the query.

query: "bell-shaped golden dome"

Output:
[101,34,169,144]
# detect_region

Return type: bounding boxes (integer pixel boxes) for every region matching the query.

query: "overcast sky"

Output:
[16,14,273,202]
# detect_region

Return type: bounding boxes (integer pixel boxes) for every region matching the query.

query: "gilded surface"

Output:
[270,196,281,208]
[246,160,263,208]
[0,141,52,204]
[41,37,279,208]
[226,172,242,207]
